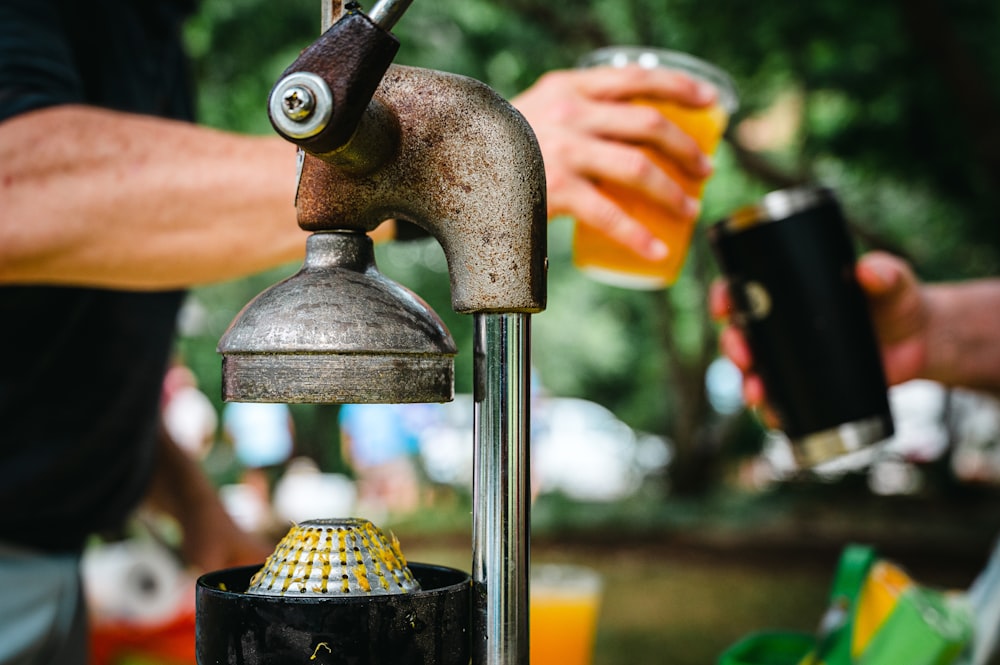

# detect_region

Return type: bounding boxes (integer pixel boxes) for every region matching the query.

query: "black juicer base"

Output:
[196,562,471,665]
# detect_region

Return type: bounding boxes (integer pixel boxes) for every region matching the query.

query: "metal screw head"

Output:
[281,86,316,121]
[268,71,334,140]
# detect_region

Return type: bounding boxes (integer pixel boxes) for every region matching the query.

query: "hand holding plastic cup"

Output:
[574,46,739,289]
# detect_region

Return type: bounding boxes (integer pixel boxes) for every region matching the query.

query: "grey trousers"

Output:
[0,543,87,665]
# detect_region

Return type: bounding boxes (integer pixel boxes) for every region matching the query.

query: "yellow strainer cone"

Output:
[246,517,421,597]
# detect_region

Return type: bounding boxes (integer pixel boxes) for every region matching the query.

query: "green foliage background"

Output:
[177,0,1000,487]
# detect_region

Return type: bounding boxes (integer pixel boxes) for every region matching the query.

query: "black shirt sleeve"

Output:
[0,0,85,122]
[0,0,195,552]
[0,0,196,124]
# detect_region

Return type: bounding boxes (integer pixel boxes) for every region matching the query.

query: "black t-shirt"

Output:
[0,0,197,552]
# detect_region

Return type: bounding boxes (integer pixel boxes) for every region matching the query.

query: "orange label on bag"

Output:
[851,561,914,659]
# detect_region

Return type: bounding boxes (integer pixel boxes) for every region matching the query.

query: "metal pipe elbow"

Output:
[295,65,547,315]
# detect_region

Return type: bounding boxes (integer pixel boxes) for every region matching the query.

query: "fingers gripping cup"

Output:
[708,186,895,467]
[574,46,739,289]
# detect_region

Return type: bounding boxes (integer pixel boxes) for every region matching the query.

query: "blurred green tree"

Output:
[180,0,1000,495]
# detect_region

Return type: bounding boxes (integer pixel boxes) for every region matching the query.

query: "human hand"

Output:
[852,251,930,386]
[511,65,717,261]
[146,424,275,573]
[709,251,930,424]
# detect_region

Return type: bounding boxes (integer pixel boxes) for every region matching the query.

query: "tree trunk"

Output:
[656,242,725,497]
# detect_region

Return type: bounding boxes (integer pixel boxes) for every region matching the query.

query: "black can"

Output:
[707,185,894,467]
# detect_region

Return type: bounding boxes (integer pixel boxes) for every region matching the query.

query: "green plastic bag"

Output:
[717,544,973,665]
[718,632,815,665]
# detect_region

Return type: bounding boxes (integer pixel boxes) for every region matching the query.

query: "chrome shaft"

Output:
[472,313,532,665]
[368,0,415,30]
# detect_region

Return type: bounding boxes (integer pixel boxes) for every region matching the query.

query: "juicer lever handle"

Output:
[368,0,415,31]
[267,4,399,157]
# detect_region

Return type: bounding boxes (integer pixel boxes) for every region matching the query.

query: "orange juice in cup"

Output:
[530,564,603,665]
[574,47,739,289]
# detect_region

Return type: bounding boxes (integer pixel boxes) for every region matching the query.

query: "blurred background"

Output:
[85,0,1000,664]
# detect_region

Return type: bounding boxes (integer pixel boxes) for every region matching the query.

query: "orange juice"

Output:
[530,565,602,665]
[573,47,738,289]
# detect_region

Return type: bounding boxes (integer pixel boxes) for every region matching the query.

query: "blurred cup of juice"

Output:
[530,564,603,665]
[574,46,739,289]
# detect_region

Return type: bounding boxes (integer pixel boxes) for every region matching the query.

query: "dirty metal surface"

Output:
[218,232,456,404]
[296,65,547,314]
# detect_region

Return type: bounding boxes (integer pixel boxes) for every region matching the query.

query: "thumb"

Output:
[855,251,913,299]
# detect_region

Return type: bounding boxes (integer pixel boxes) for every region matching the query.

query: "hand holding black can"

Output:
[707,185,894,468]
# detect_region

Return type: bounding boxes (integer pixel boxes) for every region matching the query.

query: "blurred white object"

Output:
[881,380,949,462]
[949,388,1000,483]
[162,385,217,459]
[418,394,671,502]
[757,380,948,487]
[219,482,273,534]
[756,380,1000,492]
[868,458,922,496]
[418,395,475,487]
[272,457,358,524]
[82,539,188,626]
[161,363,217,459]
[705,357,745,415]
[535,398,656,501]
[222,401,294,469]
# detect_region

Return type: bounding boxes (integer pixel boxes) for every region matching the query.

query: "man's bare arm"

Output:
[0,105,305,289]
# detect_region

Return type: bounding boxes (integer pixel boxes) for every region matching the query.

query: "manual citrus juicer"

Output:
[194,0,546,664]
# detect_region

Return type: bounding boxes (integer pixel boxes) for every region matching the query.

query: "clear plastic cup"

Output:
[530,564,603,665]
[574,46,739,289]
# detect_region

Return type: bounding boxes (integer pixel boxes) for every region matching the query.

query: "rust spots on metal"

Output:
[294,65,547,314]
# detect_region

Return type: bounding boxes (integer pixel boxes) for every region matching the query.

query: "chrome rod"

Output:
[472,313,532,665]
[368,0,415,31]
[322,0,414,31]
